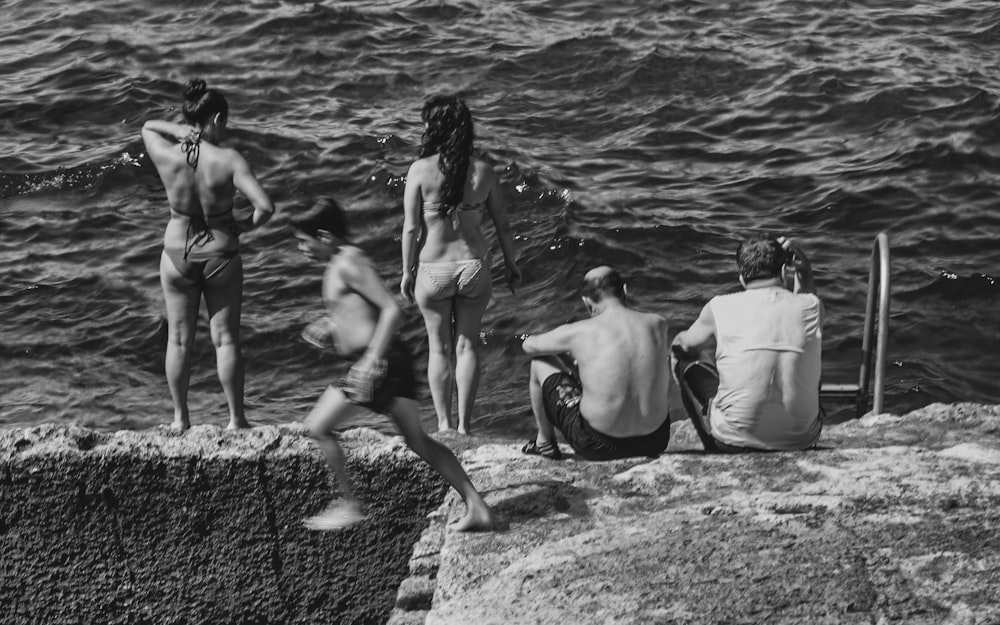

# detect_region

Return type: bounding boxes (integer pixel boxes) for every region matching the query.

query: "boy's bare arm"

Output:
[344,259,402,363]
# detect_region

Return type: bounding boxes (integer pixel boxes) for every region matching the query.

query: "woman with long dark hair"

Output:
[142,78,274,430]
[400,95,521,434]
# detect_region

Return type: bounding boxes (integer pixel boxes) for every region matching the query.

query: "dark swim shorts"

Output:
[541,372,670,461]
[338,338,418,414]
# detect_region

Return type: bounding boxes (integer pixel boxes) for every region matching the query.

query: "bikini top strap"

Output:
[422,201,484,229]
[181,131,202,169]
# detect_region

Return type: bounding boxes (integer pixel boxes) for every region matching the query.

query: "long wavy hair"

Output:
[419,95,474,209]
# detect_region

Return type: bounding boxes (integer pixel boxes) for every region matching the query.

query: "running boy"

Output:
[293,197,495,531]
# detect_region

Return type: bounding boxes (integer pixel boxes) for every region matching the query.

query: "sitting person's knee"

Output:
[529,357,558,383]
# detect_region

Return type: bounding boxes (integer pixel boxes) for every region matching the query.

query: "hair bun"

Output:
[184,78,207,101]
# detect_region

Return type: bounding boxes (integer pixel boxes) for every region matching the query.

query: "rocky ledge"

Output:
[2,403,998,625]
[0,424,447,625]
[405,403,1000,625]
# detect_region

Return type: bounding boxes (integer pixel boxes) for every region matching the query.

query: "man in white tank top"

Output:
[671,236,823,452]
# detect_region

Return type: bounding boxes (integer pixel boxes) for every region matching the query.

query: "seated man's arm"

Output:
[523,324,578,358]
[672,303,716,358]
[778,236,816,295]
[523,325,580,376]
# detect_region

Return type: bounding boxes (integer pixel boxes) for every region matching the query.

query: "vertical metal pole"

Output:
[856,233,890,417]
[873,233,890,414]
[857,244,878,418]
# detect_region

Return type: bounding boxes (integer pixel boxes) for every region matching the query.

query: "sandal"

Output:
[521,438,563,460]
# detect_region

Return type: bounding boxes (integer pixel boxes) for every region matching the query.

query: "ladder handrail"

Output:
[856,232,890,417]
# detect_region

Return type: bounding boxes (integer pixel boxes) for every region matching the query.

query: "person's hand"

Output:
[180,126,200,143]
[778,236,817,294]
[777,236,810,271]
[400,270,416,304]
[505,263,522,294]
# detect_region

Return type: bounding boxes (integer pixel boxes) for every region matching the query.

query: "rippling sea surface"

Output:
[2,0,998,439]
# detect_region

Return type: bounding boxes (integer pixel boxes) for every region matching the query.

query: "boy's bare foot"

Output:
[450,503,495,532]
[227,417,251,430]
[303,501,367,531]
[170,417,190,432]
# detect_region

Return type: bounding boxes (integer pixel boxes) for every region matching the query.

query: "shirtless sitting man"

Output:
[520,266,672,461]
[671,236,823,453]
[293,198,494,531]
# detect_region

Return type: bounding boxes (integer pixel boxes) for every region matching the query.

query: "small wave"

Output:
[0,151,142,199]
[239,5,375,40]
[912,272,998,301]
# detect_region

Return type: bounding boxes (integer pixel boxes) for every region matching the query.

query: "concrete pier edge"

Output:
[4,402,1000,624]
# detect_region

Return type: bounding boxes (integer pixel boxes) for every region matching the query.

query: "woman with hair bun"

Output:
[142,78,274,430]
[400,95,521,434]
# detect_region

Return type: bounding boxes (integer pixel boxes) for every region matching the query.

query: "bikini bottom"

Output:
[416,255,489,299]
[164,247,238,283]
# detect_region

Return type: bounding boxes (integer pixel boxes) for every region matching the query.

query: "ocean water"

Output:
[2,0,998,440]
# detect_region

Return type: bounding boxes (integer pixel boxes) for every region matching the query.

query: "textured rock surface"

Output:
[0,424,447,625]
[426,403,1000,625]
[4,403,1000,625]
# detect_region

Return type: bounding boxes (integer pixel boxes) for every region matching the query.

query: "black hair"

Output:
[581,269,626,303]
[419,95,474,210]
[736,236,785,282]
[182,78,229,127]
[291,197,349,240]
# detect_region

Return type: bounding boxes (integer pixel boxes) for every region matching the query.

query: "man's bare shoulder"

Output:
[636,309,668,321]
[626,308,669,327]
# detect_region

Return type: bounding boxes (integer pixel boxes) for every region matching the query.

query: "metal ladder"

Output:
[820,232,891,418]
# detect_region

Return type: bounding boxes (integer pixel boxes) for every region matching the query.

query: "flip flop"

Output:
[521,438,563,460]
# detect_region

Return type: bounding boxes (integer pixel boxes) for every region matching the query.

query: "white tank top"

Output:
[709,287,823,450]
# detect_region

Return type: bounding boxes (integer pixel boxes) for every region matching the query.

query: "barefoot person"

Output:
[400,95,521,434]
[295,198,494,531]
[671,236,823,452]
[142,78,275,430]
[521,267,672,460]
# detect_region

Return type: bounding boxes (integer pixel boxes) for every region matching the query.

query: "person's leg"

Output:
[159,251,201,431]
[415,283,456,431]
[203,255,248,429]
[388,397,494,531]
[527,358,563,452]
[452,284,491,434]
[670,351,720,452]
[303,386,369,530]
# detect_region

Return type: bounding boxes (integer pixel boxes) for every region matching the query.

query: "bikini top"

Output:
[422,201,485,229]
[181,131,201,169]
[175,133,238,259]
